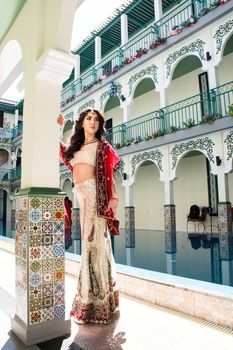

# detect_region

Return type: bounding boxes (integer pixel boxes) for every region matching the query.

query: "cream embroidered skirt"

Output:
[70,178,119,324]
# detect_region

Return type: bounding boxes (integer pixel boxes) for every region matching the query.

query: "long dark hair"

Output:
[64,108,105,161]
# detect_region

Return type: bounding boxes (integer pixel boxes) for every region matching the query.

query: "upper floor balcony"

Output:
[104,80,233,152]
[61,0,232,108]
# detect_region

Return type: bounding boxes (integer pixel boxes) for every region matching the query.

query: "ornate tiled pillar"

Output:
[217,171,233,261]
[164,180,176,254]
[12,189,70,345]
[71,187,81,240]
[164,205,176,253]
[125,184,135,248]
[218,202,233,260]
[11,49,74,345]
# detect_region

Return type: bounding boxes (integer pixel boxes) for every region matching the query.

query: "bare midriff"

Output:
[72,163,96,184]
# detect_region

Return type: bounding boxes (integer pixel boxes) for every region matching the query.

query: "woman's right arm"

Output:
[57,114,73,172]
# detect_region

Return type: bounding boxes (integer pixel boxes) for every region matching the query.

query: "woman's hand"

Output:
[107,198,118,218]
[57,113,66,127]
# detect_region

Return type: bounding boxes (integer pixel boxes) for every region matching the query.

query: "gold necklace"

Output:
[83,138,98,145]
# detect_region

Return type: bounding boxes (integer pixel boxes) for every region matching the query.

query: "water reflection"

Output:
[2,225,232,288]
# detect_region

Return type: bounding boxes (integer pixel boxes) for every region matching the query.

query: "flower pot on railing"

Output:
[183,119,195,128]
[168,126,177,134]
[145,135,152,140]
[201,113,221,124]
[152,129,164,138]
[228,104,233,116]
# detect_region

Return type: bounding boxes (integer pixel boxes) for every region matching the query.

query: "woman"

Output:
[57,108,120,324]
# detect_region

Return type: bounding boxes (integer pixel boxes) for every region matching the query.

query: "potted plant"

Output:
[183,119,195,128]
[145,134,152,140]
[168,126,177,134]
[134,136,142,144]
[228,103,233,116]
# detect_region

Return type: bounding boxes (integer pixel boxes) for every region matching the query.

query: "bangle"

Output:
[111,197,119,201]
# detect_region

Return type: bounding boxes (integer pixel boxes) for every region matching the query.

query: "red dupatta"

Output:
[59,138,120,235]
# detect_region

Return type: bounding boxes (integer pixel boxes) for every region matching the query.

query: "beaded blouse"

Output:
[69,148,97,167]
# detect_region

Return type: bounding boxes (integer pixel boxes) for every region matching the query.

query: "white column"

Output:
[21,49,75,189]
[207,64,219,89]
[164,180,174,205]
[154,0,163,22]
[74,54,80,80]
[14,109,19,127]
[123,104,130,123]
[95,36,101,65]
[159,87,169,108]
[121,14,128,45]
[217,171,229,202]
[125,183,134,206]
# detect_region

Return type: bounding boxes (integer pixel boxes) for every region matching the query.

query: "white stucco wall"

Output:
[218,52,233,85]
[130,90,160,118]
[105,106,123,128]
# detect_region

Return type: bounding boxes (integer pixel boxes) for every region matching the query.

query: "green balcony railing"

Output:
[0,124,23,142]
[61,0,222,105]
[105,80,233,147]
[0,166,21,183]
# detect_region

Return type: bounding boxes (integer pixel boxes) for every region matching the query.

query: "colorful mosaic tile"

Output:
[42,246,53,259]
[42,259,53,272]
[29,272,42,287]
[43,296,54,308]
[42,210,52,221]
[54,269,65,282]
[30,247,42,260]
[42,283,53,297]
[54,282,64,295]
[54,221,63,233]
[30,286,42,299]
[29,222,42,234]
[54,257,64,270]
[43,272,53,284]
[53,245,65,257]
[53,198,64,210]
[42,307,54,321]
[42,234,53,246]
[53,210,63,221]
[42,197,53,210]
[53,233,64,245]
[30,311,42,324]
[30,197,42,209]
[29,298,42,312]
[54,305,65,318]
[29,209,42,223]
[29,233,41,247]
[30,261,42,273]
[42,221,54,233]
[54,294,64,305]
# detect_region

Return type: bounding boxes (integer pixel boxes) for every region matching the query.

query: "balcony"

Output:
[61,0,230,107]
[0,166,21,185]
[104,80,233,150]
[0,124,23,143]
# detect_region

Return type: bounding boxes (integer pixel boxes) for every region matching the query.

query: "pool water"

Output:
[67,229,233,287]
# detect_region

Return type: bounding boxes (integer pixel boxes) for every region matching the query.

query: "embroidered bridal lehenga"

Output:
[60,136,120,324]
[70,178,119,324]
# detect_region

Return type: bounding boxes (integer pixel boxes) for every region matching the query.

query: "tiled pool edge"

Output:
[1,238,232,329]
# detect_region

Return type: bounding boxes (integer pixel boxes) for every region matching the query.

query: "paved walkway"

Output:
[1,248,233,350]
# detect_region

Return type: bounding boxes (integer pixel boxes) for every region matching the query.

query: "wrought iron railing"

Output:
[61,0,223,105]
[0,166,21,183]
[105,80,233,147]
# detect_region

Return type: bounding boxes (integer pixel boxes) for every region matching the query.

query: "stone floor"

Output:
[1,248,233,350]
